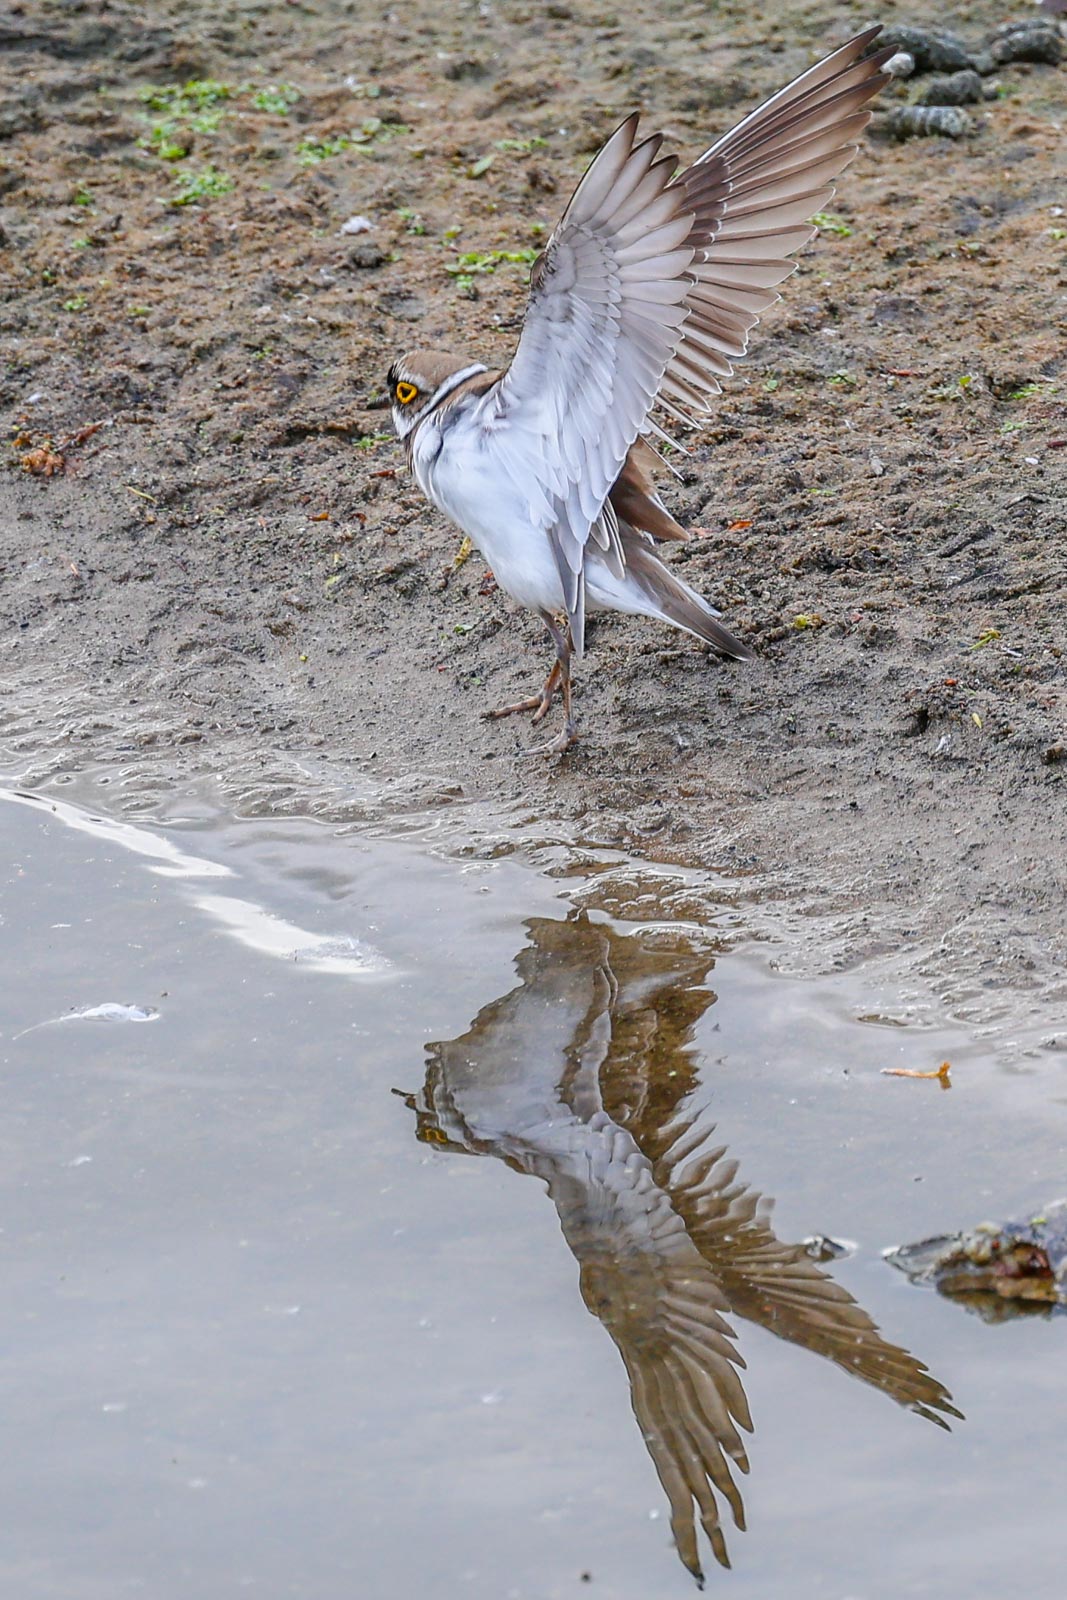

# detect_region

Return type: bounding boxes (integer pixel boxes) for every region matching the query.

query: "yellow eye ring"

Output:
[395,381,419,405]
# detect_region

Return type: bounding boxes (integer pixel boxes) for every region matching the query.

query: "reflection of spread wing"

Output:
[420,916,753,1579]
[556,1113,751,1580]
[641,1113,960,1428]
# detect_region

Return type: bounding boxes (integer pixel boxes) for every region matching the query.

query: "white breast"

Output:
[412,403,565,615]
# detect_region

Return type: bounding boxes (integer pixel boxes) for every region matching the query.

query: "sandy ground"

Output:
[2,0,1065,1037]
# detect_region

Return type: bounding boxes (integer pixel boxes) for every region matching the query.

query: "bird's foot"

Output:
[528,719,579,758]
[484,694,543,721]
[485,661,562,724]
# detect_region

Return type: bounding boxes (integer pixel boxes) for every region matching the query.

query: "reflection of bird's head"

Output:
[391,1082,478,1157]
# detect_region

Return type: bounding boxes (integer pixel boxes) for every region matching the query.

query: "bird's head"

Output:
[386,349,488,441]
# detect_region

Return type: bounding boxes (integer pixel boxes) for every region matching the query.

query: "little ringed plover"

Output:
[387,28,892,753]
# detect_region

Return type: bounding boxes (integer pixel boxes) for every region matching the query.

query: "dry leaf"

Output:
[21,446,65,477]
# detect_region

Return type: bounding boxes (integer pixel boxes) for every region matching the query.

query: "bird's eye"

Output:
[395,381,419,405]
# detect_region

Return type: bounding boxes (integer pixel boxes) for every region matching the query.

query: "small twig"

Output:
[56,418,112,451]
[882,1061,952,1087]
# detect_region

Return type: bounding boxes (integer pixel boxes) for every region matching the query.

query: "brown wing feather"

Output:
[608,439,688,542]
[656,29,893,423]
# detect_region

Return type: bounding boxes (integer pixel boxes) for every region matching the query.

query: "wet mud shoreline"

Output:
[2,0,1065,1039]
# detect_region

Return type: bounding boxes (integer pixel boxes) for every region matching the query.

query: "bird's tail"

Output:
[623,533,754,661]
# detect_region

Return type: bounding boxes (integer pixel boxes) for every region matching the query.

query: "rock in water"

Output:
[887,1199,1067,1317]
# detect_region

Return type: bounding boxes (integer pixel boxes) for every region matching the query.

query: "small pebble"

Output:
[346,241,386,269]
[884,51,915,79]
[802,1234,854,1263]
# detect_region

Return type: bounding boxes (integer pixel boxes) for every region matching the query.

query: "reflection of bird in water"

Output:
[399,914,958,1585]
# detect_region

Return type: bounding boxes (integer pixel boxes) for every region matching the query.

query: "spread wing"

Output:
[478,27,891,650]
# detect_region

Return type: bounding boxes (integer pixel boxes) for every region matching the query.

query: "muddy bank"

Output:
[2,0,1065,1037]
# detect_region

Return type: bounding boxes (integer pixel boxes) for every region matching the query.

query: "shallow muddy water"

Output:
[1,778,1064,1599]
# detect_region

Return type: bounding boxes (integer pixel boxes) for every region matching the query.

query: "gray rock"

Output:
[989,22,1064,66]
[346,241,386,269]
[914,69,984,106]
[877,24,974,73]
